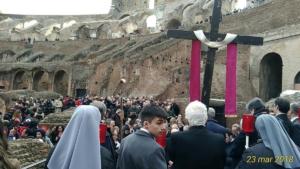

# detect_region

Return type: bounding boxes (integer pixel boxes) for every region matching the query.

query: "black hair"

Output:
[140,104,168,125]
[274,97,290,114]
[36,129,46,138]
[246,97,265,112]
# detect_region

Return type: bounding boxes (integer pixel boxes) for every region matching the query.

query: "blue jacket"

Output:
[206,119,229,135]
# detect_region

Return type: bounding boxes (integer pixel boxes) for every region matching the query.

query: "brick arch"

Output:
[0,50,15,62]
[53,70,68,96]
[33,70,50,91]
[259,53,282,101]
[294,71,300,90]
[13,70,30,90]
[182,3,194,15]
[166,19,181,29]
[76,25,90,39]
[119,14,130,20]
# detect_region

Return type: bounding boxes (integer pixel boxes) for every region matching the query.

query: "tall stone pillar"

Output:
[67,70,73,97]
[48,73,54,92]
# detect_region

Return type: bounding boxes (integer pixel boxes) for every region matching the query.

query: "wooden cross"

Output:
[167,0,263,107]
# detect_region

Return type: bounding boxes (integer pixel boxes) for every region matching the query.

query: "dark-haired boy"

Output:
[117,104,168,169]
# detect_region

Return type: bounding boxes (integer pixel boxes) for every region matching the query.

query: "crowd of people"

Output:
[0,95,300,169]
[0,95,181,147]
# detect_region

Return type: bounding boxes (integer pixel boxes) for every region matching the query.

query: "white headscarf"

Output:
[255,114,300,169]
[185,101,208,126]
[47,105,101,169]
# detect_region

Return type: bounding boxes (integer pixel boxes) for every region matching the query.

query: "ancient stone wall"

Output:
[0,0,300,102]
[8,139,51,168]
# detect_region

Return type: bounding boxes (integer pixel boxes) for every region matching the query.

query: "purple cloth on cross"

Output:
[189,40,201,102]
[225,43,237,117]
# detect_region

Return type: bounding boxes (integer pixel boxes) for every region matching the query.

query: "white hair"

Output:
[185,101,208,126]
[208,107,216,118]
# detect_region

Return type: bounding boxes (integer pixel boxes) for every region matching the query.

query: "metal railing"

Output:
[21,159,46,169]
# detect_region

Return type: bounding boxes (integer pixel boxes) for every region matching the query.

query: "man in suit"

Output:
[206,107,229,135]
[273,97,293,136]
[227,97,267,169]
[117,104,168,169]
[91,101,118,163]
[166,101,226,169]
[289,102,300,147]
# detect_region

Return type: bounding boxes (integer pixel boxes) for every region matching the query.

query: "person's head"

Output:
[225,132,233,143]
[185,101,208,127]
[171,123,179,130]
[56,125,64,133]
[140,104,168,137]
[129,118,136,127]
[110,120,115,129]
[9,129,16,136]
[207,107,216,119]
[113,126,120,134]
[177,114,182,121]
[112,132,118,141]
[116,109,124,119]
[170,123,179,133]
[274,97,290,114]
[90,101,107,118]
[169,117,177,126]
[289,102,300,118]
[36,129,45,139]
[126,100,132,106]
[231,123,240,136]
[246,97,265,114]
[143,100,151,107]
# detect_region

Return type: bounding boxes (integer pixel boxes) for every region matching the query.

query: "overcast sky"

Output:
[0,0,112,15]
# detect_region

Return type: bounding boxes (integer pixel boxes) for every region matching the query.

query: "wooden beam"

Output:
[167,29,264,46]
[201,0,222,107]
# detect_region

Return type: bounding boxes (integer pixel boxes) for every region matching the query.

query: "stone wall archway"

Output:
[119,14,130,20]
[166,19,181,29]
[294,71,300,90]
[182,3,194,15]
[13,70,29,90]
[76,25,90,39]
[53,70,68,96]
[33,71,50,91]
[259,53,282,101]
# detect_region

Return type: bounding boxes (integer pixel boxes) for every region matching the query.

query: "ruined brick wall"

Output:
[0,0,300,102]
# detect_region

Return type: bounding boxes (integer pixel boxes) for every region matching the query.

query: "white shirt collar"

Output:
[276,112,286,116]
[291,116,299,122]
[140,128,150,134]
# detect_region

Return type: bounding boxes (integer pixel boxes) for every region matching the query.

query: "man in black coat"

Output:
[273,97,293,136]
[206,107,229,135]
[236,141,285,169]
[227,97,267,169]
[289,102,300,147]
[117,104,168,169]
[166,101,226,169]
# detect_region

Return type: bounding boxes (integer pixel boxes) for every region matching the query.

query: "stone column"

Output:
[26,71,33,90]
[48,72,54,92]
[67,69,73,97]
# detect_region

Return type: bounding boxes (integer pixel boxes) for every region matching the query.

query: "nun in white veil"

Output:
[255,114,300,169]
[47,105,102,169]
[236,114,300,169]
